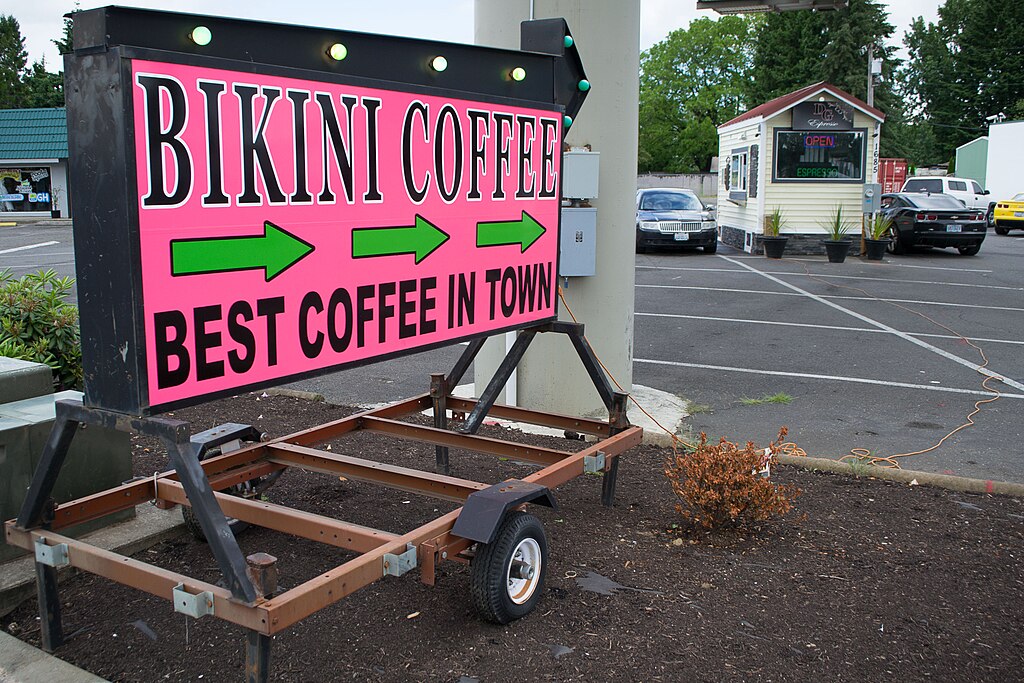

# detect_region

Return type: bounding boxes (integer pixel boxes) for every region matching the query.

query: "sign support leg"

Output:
[245,630,272,683]
[459,330,538,434]
[34,562,63,652]
[430,373,450,474]
[601,392,629,507]
[16,406,79,528]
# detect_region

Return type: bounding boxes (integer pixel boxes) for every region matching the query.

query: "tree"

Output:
[0,14,28,108]
[53,9,74,56]
[746,1,906,157]
[638,16,754,173]
[903,0,1024,162]
[22,57,63,107]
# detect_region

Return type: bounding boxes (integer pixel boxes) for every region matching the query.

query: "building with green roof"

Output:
[0,108,70,217]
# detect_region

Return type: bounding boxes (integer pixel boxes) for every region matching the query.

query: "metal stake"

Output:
[245,630,272,683]
[34,562,63,652]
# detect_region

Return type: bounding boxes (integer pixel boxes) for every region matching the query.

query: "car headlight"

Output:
[702,221,716,230]
[639,221,660,231]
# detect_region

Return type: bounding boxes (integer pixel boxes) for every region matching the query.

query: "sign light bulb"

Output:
[328,43,348,61]
[189,26,212,46]
[431,55,448,72]
[563,115,573,128]
[511,67,527,82]
[564,35,574,48]
[577,79,591,92]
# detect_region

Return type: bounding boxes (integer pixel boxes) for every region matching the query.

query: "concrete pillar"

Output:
[473,0,640,416]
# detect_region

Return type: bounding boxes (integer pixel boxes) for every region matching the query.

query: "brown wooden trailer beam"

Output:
[444,397,612,437]
[3,526,270,633]
[158,480,399,553]
[359,417,572,466]
[263,424,644,633]
[266,443,488,502]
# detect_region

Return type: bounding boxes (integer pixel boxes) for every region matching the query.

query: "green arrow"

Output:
[351,215,450,264]
[476,211,546,253]
[170,221,314,282]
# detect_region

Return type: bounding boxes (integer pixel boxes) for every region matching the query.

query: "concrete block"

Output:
[0,391,133,564]
[0,357,53,403]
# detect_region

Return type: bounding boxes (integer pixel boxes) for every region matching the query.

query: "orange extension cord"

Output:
[558,254,1004,469]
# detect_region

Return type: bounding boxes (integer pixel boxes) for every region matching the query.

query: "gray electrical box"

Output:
[562,151,600,200]
[863,183,882,213]
[559,207,597,277]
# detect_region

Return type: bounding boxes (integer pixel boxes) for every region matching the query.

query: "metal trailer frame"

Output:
[5,321,642,682]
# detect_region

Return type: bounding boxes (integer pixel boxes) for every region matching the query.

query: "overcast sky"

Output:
[14,0,942,72]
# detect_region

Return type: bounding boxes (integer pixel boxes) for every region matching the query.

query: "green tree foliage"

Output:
[903,0,1024,162]
[0,14,28,108]
[639,16,754,173]
[746,0,908,158]
[53,9,74,55]
[22,57,64,107]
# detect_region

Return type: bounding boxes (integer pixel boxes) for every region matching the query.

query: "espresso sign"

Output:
[792,101,854,130]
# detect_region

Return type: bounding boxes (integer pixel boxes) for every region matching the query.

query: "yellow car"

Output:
[994,193,1024,234]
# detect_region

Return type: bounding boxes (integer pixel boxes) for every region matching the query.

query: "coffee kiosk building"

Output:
[716,82,885,253]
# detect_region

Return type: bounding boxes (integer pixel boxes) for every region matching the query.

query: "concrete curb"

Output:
[777,454,1024,497]
[0,630,107,682]
[265,387,325,402]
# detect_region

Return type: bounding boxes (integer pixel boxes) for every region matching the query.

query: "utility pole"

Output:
[866,43,875,108]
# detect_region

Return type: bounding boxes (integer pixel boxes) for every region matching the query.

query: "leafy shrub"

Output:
[0,269,82,390]
[664,428,799,531]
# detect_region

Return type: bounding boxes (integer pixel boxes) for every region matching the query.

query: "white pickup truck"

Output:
[901,176,996,223]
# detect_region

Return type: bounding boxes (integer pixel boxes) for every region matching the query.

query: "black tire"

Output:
[703,240,718,254]
[635,232,647,254]
[181,444,277,542]
[958,244,981,256]
[995,226,1009,235]
[987,205,996,228]
[887,228,906,255]
[470,512,548,624]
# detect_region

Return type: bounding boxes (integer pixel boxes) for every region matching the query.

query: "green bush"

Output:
[0,269,82,390]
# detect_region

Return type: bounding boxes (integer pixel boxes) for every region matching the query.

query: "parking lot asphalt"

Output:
[634,233,1024,483]
[4,219,1023,481]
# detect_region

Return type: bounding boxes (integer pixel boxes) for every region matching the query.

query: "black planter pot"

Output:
[50,209,61,219]
[864,238,889,261]
[762,236,788,259]
[823,239,852,263]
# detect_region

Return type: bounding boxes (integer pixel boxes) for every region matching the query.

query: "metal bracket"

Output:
[584,452,606,474]
[173,583,215,618]
[383,543,417,577]
[34,538,69,568]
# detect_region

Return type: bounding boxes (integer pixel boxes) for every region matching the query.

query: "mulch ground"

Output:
[3,393,1023,682]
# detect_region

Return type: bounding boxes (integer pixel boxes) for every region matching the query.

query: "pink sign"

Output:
[131,60,561,408]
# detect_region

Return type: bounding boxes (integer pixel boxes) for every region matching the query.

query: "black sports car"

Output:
[635,188,718,253]
[881,193,987,255]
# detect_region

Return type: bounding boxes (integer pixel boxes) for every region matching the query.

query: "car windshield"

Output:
[906,194,966,210]
[639,192,702,212]
[1014,193,1024,201]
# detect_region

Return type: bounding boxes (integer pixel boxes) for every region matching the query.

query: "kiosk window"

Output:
[774,130,864,181]
[730,149,748,194]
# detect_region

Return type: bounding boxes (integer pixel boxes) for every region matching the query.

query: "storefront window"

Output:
[0,168,52,212]
[729,149,748,197]
[773,130,865,182]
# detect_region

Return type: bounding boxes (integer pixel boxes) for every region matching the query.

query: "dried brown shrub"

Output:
[664,428,800,531]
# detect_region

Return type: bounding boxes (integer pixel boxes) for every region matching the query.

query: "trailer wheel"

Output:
[470,512,547,624]
[181,445,280,542]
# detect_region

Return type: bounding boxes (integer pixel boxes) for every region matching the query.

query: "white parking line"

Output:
[637,264,1024,292]
[634,358,1022,399]
[0,241,59,255]
[716,255,993,273]
[636,284,1024,313]
[718,254,1024,392]
[635,312,1024,347]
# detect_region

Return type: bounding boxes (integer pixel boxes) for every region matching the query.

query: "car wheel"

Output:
[635,232,647,253]
[987,206,995,228]
[958,244,981,256]
[887,228,906,255]
[995,226,1009,235]
[703,240,718,254]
